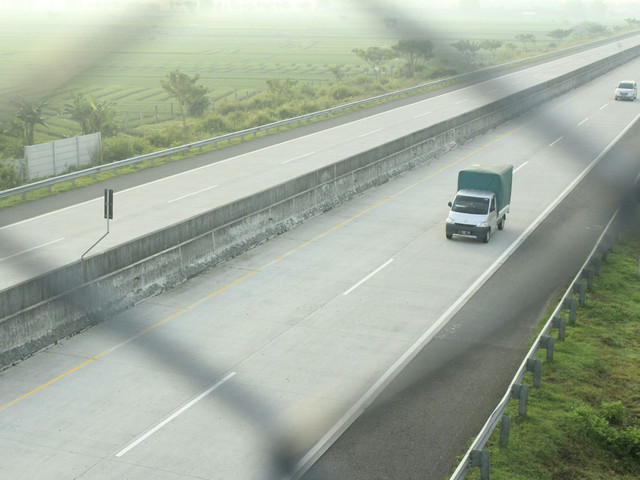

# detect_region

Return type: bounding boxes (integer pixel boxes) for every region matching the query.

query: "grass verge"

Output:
[463,229,640,480]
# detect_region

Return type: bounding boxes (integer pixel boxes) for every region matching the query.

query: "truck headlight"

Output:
[478,222,489,228]
[446,217,456,224]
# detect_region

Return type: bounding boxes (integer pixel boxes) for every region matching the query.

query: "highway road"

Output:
[1,36,640,290]
[2,39,640,480]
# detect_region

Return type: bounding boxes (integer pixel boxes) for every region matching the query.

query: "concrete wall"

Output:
[2,45,639,370]
[23,133,102,180]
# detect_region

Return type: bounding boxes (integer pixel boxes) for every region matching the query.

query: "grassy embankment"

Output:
[464,228,640,480]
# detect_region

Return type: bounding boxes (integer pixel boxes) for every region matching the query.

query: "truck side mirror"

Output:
[448,201,452,207]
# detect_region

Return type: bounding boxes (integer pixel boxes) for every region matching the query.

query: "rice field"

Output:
[0,7,631,139]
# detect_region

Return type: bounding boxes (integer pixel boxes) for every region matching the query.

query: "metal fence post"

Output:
[511,384,529,416]
[539,335,555,361]
[499,415,511,448]
[470,450,490,480]
[573,281,586,305]
[526,358,543,388]
[552,315,566,341]
[582,267,595,291]
[563,296,578,324]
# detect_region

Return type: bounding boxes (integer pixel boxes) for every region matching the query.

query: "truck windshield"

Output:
[451,195,489,214]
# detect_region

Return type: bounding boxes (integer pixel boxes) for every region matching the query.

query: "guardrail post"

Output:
[590,255,602,275]
[572,281,586,306]
[563,297,578,325]
[526,358,543,388]
[582,267,595,291]
[539,335,555,361]
[552,315,566,341]
[499,415,511,448]
[599,235,613,260]
[511,384,529,416]
[470,449,490,480]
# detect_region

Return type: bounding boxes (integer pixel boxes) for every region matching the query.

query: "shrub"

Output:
[570,402,640,460]
[330,85,358,101]
[428,67,459,79]
[275,104,299,120]
[0,160,19,189]
[148,126,188,148]
[0,134,24,159]
[198,115,230,135]
[100,135,152,164]
[247,111,276,128]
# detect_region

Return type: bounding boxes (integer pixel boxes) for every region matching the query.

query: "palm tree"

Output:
[11,97,48,146]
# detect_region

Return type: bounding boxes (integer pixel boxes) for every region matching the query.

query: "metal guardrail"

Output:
[1,31,638,202]
[449,210,620,480]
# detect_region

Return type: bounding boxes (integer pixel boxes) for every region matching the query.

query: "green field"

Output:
[0,7,632,141]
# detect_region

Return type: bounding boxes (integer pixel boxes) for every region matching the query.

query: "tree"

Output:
[481,39,503,60]
[5,97,48,146]
[266,78,298,104]
[392,39,434,76]
[64,93,118,137]
[515,34,536,52]
[548,29,573,44]
[329,65,345,82]
[452,40,481,66]
[352,46,394,77]
[161,69,210,128]
[505,42,518,56]
[585,22,609,38]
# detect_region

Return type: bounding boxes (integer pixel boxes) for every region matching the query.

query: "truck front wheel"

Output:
[482,229,490,243]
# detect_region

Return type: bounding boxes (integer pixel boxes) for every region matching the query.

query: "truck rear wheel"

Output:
[498,216,505,230]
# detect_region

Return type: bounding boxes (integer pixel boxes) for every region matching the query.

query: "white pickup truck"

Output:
[446,164,513,243]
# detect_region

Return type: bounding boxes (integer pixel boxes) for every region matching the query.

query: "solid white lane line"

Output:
[343,259,394,296]
[282,151,317,164]
[549,136,564,147]
[0,238,65,262]
[167,185,219,203]
[358,128,383,138]
[115,372,236,457]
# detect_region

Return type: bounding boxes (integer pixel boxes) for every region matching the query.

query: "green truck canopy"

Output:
[457,164,513,212]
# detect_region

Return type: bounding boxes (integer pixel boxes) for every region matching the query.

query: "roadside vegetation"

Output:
[1,8,639,199]
[463,227,640,480]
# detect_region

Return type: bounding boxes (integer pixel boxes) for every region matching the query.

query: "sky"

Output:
[1,0,640,11]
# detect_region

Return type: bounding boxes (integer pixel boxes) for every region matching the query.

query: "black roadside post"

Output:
[82,188,113,260]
